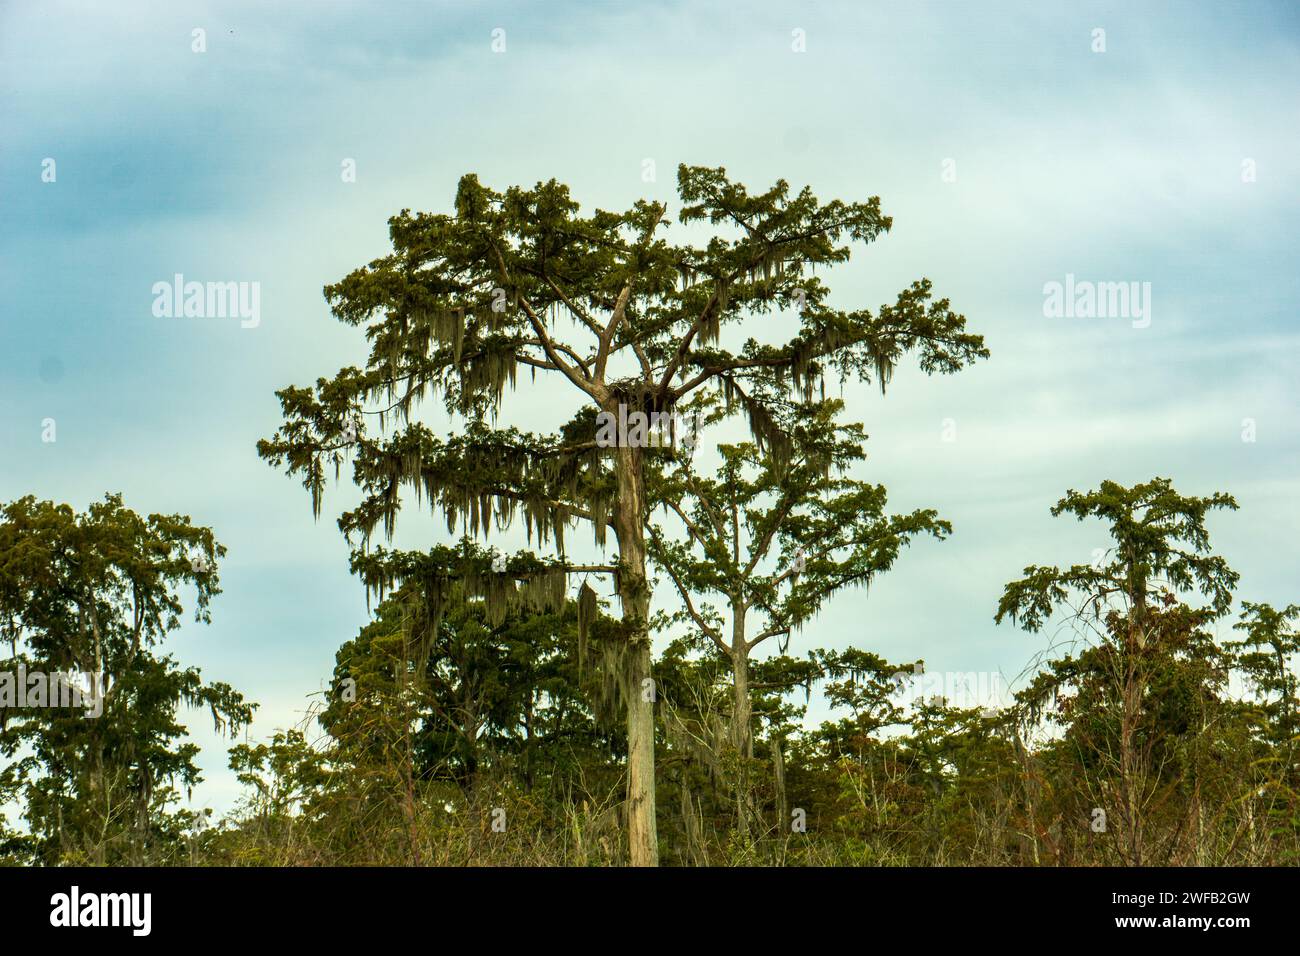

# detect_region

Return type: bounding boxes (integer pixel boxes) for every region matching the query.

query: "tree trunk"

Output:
[731,607,752,759]
[1120,573,1148,865]
[730,605,754,834]
[1119,662,1143,865]
[773,735,787,834]
[614,439,658,866]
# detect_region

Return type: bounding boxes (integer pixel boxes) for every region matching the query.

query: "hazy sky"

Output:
[3,0,1299,815]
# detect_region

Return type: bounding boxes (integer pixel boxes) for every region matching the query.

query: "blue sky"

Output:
[3,0,1299,815]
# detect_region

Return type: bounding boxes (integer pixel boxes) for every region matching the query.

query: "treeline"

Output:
[3,480,1296,867]
[217,485,1300,867]
[2,167,1296,866]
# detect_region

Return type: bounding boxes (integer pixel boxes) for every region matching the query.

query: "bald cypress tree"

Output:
[258,164,985,865]
[996,478,1240,864]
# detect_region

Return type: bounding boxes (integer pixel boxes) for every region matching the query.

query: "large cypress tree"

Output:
[258,164,985,864]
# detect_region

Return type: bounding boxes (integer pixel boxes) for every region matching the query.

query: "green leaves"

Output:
[0,494,225,657]
[650,397,950,653]
[261,165,986,550]
[997,478,1241,631]
[0,494,252,864]
[1227,602,1300,747]
[349,539,572,627]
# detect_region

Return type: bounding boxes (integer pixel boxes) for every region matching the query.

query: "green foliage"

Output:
[651,398,948,651]
[996,477,1240,632]
[198,473,1299,868]
[9,165,1293,869]
[255,164,985,864]
[0,494,253,865]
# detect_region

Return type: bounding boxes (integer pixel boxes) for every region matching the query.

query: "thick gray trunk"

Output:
[730,604,755,834]
[614,439,658,866]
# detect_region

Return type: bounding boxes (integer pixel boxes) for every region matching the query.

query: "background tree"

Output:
[220,583,629,866]
[0,494,253,865]
[1229,602,1300,758]
[995,477,1239,864]
[648,396,950,832]
[258,164,985,864]
[1226,601,1300,858]
[324,579,623,799]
